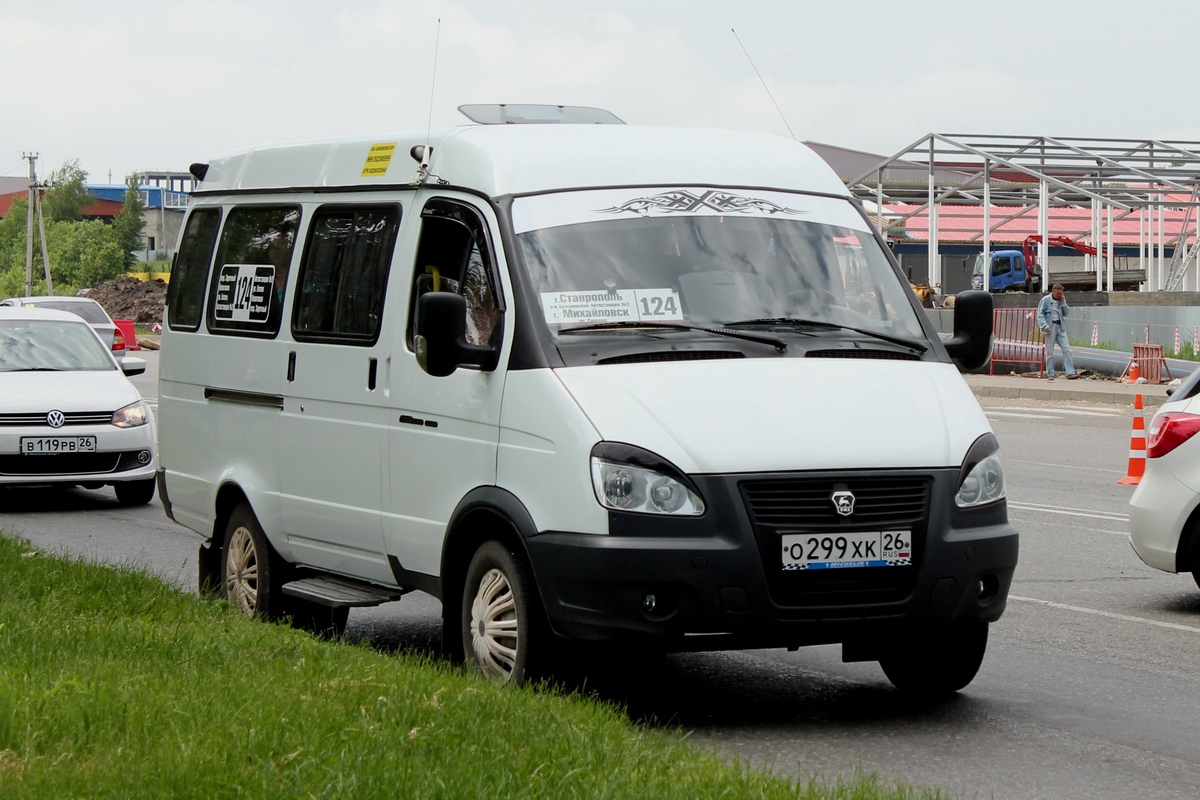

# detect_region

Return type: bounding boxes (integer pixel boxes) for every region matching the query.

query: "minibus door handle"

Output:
[287,351,296,382]
[368,358,378,390]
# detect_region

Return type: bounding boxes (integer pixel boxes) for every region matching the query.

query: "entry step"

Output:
[282,576,405,608]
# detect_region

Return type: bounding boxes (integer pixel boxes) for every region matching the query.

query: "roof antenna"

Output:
[410,18,441,185]
[731,28,797,141]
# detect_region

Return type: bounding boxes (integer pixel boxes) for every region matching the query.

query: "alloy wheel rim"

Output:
[225,526,259,616]
[469,568,519,682]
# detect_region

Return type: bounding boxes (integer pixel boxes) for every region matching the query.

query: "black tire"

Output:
[221,503,286,620]
[879,620,989,696]
[114,478,156,506]
[460,540,544,684]
[1187,521,1200,592]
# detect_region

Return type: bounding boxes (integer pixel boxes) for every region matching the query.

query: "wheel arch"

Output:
[198,482,253,595]
[439,487,543,660]
[1174,499,1200,573]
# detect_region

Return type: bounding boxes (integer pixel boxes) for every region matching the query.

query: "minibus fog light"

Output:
[591,458,705,516]
[956,452,1006,508]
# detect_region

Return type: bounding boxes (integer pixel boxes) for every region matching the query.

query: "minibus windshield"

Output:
[511,188,926,343]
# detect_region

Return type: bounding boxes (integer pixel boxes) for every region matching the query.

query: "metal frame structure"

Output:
[847,134,1200,292]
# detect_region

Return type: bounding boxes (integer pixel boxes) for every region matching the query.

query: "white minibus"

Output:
[158,105,1017,694]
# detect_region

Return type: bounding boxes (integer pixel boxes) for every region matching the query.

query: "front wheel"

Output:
[114,478,156,506]
[879,620,989,696]
[460,541,544,684]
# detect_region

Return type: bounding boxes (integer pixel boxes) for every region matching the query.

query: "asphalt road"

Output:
[3,352,1198,799]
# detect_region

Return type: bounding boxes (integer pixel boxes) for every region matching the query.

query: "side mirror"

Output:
[120,356,147,377]
[942,290,992,371]
[414,291,494,377]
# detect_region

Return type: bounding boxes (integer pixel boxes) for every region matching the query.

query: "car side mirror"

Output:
[120,356,147,377]
[942,290,992,371]
[414,291,494,377]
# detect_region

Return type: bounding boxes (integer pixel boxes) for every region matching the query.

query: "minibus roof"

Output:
[191,124,851,200]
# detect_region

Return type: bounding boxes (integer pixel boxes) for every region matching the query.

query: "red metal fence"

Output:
[990,308,1044,375]
[1123,343,1172,384]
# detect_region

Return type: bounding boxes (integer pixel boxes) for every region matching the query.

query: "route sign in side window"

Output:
[292,206,400,344]
[167,207,222,331]
[206,206,301,337]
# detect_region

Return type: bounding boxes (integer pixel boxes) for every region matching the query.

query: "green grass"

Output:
[0,533,952,799]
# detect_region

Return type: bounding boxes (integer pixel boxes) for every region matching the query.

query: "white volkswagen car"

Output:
[0,307,157,505]
[1129,367,1200,588]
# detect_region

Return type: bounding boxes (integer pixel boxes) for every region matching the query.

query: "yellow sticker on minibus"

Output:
[361,142,397,177]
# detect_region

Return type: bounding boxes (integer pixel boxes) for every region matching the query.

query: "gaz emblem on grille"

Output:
[46,410,65,429]
[831,490,855,517]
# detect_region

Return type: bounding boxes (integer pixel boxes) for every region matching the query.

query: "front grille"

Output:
[740,474,932,608]
[742,476,929,527]
[0,450,146,477]
[599,351,745,365]
[0,411,113,427]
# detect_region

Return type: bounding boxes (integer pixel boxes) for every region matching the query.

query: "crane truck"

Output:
[970,235,1145,292]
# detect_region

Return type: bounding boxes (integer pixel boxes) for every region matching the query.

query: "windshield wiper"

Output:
[6,367,65,372]
[559,321,787,351]
[722,318,928,352]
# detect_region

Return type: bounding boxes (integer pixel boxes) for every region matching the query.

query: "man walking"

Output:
[1037,283,1079,380]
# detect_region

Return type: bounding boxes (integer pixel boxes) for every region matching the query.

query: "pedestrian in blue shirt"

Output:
[1037,283,1078,380]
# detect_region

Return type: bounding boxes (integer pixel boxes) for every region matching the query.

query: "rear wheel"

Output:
[879,620,989,696]
[460,541,544,684]
[114,478,156,506]
[1187,521,1200,592]
[221,504,285,620]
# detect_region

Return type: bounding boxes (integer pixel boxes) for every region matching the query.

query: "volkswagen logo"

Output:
[831,490,855,517]
[46,410,65,429]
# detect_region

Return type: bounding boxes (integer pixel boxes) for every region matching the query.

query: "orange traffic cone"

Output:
[1118,393,1146,485]
[1127,362,1142,384]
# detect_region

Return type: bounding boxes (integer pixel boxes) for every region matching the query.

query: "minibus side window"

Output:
[292,206,399,344]
[407,200,502,349]
[167,207,221,331]
[206,206,301,337]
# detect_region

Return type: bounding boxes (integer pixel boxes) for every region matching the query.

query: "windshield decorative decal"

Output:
[598,189,804,218]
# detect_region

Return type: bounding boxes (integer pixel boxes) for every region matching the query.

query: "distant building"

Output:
[0,171,191,262]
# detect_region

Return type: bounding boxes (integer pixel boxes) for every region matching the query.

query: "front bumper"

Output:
[0,424,157,486]
[524,468,1019,649]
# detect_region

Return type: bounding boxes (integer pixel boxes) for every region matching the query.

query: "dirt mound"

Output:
[83,275,168,325]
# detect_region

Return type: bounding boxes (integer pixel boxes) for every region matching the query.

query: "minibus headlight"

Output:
[591,458,705,516]
[111,401,150,428]
[956,451,1005,507]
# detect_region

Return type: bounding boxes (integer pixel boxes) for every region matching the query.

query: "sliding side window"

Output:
[166,207,221,331]
[207,206,300,337]
[293,206,400,344]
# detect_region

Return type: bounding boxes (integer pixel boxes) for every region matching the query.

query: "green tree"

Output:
[42,160,91,222]
[112,175,147,268]
[46,219,126,288]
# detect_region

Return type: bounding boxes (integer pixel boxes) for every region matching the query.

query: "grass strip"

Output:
[0,533,950,799]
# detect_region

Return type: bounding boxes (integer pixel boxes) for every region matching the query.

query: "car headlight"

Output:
[111,400,150,428]
[956,451,1006,507]
[591,458,705,516]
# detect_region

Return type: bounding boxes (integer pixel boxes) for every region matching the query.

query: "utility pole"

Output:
[21,152,53,297]
[23,152,34,297]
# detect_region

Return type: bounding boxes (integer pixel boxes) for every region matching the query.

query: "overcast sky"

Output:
[4,0,1199,184]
